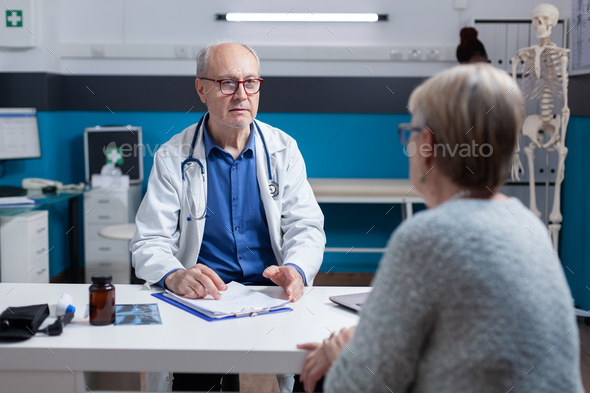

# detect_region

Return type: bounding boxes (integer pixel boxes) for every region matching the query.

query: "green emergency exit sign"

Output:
[6,10,23,27]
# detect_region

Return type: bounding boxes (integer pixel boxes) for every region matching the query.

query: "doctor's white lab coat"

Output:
[130,118,326,287]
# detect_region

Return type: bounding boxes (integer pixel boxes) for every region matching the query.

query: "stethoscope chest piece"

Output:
[269,181,279,198]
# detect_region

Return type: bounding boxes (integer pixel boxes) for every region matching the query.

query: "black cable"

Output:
[39,312,75,336]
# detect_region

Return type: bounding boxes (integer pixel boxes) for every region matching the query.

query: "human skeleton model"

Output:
[511,3,570,251]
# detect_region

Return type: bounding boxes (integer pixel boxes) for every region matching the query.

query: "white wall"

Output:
[0,0,61,74]
[0,0,574,77]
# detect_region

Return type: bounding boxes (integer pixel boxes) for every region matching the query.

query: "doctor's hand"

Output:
[164,265,227,300]
[297,326,356,392]
[263,265,304,302]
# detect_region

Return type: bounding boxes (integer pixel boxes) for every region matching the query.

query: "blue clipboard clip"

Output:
[232,307,269,317]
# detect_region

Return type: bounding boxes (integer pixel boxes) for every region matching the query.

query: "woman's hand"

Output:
[323,326,356,363]
[297,341,331,392]
[297,326,356,392]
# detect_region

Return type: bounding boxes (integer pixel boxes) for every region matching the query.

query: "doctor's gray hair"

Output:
[196,39,261,78]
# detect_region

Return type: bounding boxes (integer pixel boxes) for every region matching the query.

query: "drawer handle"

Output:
[36,227,46,234]
[99,262,112,266]
[98,215,111,219]
[36,247,47,255]
[98,200,110,204]
[37,267,47,275]
[99,247,112,251]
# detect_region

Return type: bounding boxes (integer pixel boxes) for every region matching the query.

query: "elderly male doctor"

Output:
[130,41,325,391]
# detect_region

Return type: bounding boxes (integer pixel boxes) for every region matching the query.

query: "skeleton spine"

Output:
[541,87,554,123]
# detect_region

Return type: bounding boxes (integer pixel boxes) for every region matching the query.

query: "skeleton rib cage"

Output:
[519,45,565,102]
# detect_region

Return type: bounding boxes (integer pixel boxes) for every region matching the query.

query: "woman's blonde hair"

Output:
[408,63,524,190]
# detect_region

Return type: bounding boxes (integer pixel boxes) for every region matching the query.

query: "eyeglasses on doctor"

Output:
[398,123,424,146]
[201,78,264,95]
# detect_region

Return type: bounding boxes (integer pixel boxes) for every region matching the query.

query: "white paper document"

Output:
[0,196,34,206]
[163,281,290,318]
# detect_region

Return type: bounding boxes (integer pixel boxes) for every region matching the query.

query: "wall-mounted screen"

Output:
[0,108,41,160]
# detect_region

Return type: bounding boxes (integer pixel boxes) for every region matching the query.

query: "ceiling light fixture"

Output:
[217,13,388,23]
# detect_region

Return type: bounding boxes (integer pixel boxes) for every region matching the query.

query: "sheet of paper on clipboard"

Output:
[162,281,290,319]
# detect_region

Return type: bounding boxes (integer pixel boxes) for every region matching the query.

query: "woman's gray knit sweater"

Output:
[325,197,583,393]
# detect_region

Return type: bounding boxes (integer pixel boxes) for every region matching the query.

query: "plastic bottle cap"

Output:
[91,274,113,284]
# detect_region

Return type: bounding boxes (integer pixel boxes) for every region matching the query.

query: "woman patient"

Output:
[298,64,583,393]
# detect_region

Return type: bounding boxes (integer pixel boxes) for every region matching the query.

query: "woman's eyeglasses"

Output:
[398,123,424,146]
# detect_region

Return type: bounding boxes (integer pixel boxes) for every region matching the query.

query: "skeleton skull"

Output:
[532,3,559,40]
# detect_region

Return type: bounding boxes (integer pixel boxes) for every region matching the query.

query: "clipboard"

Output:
[151,292,292,322]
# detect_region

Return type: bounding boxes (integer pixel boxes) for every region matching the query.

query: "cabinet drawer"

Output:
[85,224,105,241]
[86,266,130,284]
[27,217,49,243]
[28,237,49,264]
[30,258,49,283]
[5,256,48,283]
[84,191,128,210]
[86,258,129,272]
[85,239,129,257]
[85,208,128,225]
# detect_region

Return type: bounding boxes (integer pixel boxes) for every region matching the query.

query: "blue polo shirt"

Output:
[156,122,305,288]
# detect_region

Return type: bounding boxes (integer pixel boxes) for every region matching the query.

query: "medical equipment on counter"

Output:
[55,292,76,316]
[22,178,85,192]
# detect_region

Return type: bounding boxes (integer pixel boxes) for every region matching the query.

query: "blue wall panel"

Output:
[256,113,411,179]
[0,111,411,279]
[1,110,589,310]
[1,111,208,279]
[560,116,590,309]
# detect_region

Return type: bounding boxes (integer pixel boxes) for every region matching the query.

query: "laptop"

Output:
[329,291,371,312]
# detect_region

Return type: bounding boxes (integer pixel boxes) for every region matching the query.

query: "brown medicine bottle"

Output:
[89,274,116,326]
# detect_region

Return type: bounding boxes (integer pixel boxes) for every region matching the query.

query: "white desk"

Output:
[0,283,366,393]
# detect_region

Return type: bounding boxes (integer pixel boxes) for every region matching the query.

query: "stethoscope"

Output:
[181,113,279,221]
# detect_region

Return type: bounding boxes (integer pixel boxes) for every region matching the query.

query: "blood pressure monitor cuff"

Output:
[0,304,49,342]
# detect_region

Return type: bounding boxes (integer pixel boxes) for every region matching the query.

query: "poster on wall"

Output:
[572,0,590,73]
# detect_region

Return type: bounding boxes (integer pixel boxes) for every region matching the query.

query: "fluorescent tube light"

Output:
[218,13,387,23]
